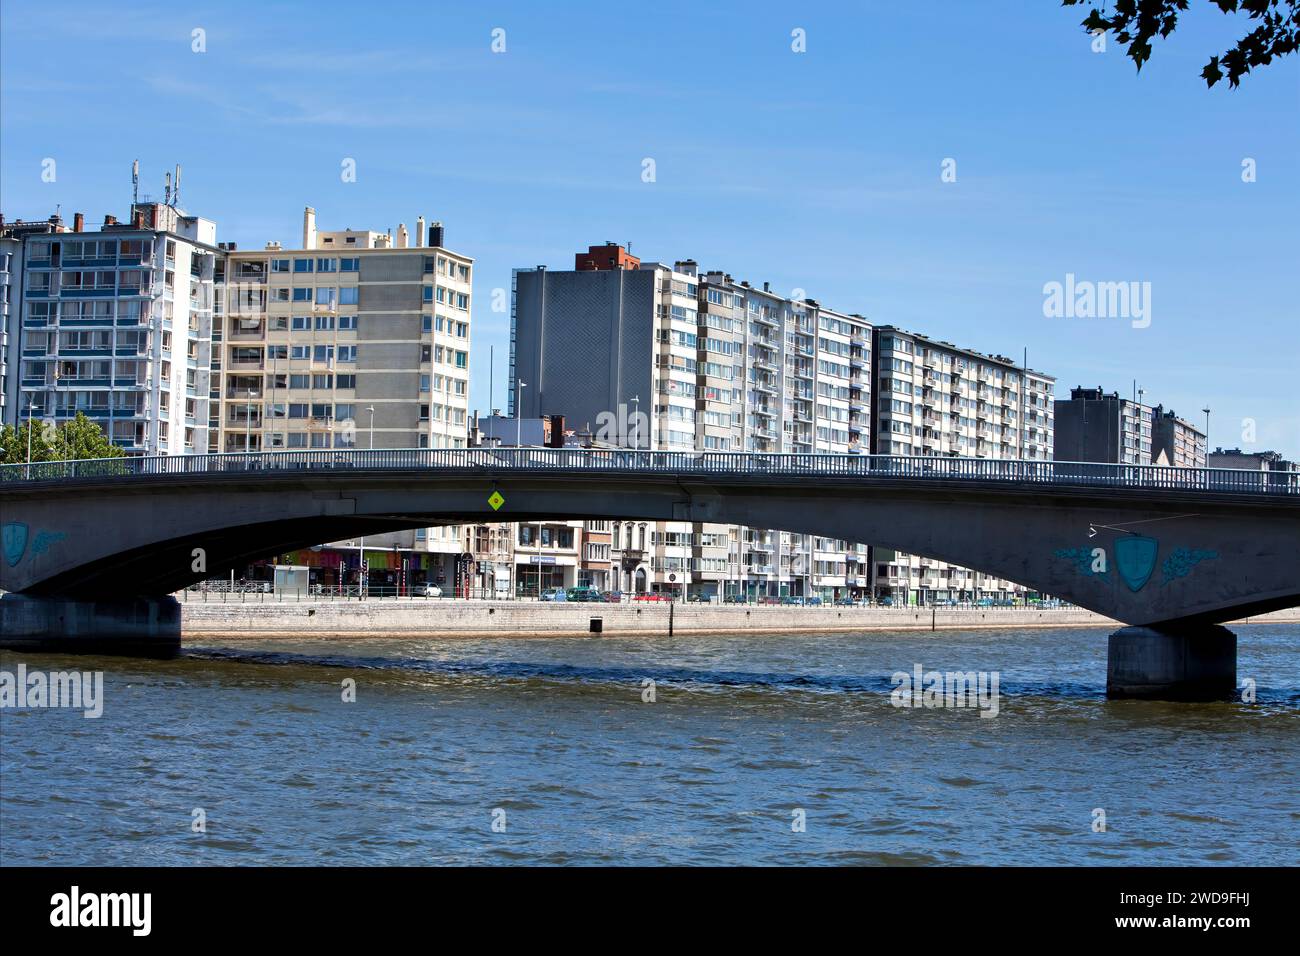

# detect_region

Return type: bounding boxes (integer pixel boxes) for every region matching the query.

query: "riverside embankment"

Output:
[175,594,1300,640]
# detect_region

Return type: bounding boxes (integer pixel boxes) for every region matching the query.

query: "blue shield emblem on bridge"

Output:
[1114,535,1158,593]
[2,522,29,567]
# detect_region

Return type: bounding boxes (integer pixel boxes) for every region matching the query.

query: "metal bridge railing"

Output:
[1,447,1296,495]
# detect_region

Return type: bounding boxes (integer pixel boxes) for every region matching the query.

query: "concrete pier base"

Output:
[1107,624,1236,701]
[0,594,181,658]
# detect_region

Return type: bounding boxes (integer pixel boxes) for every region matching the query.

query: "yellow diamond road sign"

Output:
[488,491,505,511]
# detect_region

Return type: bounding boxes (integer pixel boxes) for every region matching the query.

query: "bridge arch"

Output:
[3,449,1297,627]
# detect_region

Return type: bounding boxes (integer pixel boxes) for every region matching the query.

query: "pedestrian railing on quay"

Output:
[175,585,1086,611]
[5,447,1297,495]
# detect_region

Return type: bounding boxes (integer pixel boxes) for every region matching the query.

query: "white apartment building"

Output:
[12,201,218,455]
[870,327,1056,603]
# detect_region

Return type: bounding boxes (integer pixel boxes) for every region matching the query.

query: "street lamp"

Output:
[516,380,527,448]
[629,394,641,448]
[26,396,36,474]
[366,405,375,450]
[1202,406,1211,450]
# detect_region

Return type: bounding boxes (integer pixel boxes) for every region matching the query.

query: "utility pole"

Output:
[516,381,527,448]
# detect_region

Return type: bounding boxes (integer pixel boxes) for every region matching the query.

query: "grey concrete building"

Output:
[510,245,882,600]
[1054,386,1152,465]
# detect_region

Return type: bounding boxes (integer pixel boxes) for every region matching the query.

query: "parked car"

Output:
[603,591,624,603]
[806,596,823,606]
[566,587,603,602]
[835,597,857,606]
[975,597,995,608]
[420,584,442,597]
[540,588,568,602]
[632,593,669,602]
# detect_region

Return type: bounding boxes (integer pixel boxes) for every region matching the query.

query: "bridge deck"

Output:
[2,448,1297,496]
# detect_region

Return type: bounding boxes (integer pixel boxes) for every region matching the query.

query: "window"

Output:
[338,345,356,363]
[289,403,308,418]
[336,374,356,389]
[338,287,358,306]
[271,259,290,273]
[291,346,310,360]
[293,288,313,302]
[289,374,310,389]
[312,345,333,363]
[340,258,359,272]
[314,315,334,330]
[291,316,310,330]
[420,374,430,393]
[422,315,433,332]
[316,288,337,308]
[316,258,337,273]
[293,258,313,273]
[338,314,357,330]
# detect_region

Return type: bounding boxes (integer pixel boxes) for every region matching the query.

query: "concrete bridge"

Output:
[2,448,1297,699]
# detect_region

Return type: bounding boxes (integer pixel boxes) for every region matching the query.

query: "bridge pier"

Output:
[0,594,181,659]
[1106,624,1236,701]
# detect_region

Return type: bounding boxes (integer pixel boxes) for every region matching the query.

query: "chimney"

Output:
[303,206,317,248]
[103,215,117,226]
[131,210,144,228]
[428,221,444,247]
[416,216,425,247]
[396,223,409,248]
[73,212,84,232]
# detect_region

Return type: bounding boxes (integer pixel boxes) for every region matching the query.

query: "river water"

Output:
[1,623,1296,866]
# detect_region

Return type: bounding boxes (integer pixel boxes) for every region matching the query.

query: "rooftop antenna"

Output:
[132,160,140,205]
[164,171,172,207]
[173,164,182,208]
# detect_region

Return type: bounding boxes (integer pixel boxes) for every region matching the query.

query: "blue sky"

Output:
[3,1,1297,454]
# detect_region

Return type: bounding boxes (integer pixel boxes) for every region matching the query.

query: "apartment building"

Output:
[213,207,475,591]
[9,201,218,455]
[1053,386,1152,464]
[510,243,877,600]
[1209,446,1296,478]
[869,327,1056,604]
[1151,404,1207,467]
[1210,447,1298,494]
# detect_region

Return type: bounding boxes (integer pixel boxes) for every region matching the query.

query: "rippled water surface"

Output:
[2,624,1297,865]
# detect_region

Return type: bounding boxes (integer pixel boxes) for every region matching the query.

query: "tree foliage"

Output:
[0,412,125,465]
[1064,0,1300,87]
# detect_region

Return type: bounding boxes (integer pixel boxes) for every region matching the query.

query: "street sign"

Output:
[488,491,505,511]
